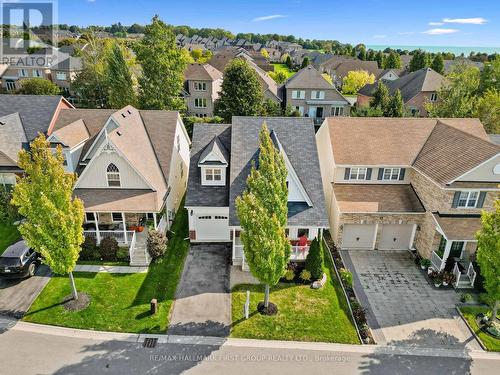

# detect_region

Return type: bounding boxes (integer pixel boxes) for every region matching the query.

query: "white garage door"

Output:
[195,214,230,241]
[379,224,415,250]
[342,224,377,249]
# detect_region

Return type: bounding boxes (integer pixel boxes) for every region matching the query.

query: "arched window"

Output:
[106,163,121,187]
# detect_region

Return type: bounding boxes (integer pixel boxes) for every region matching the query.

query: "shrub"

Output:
[99,237,119,261]
[339,268,353,288]
[305,236,324,280]
[146,230,167,259]
[80,236,98,260]
[461,293,473,303]
[420,258,431,268]
[299,269,311,283]
[351,301,368,326]
[284,268,295,281]
[0,190,17,222]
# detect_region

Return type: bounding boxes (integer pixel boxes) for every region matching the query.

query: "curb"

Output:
[455,306,488,351]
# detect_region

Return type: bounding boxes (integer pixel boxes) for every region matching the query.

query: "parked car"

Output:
[0,241,40,279]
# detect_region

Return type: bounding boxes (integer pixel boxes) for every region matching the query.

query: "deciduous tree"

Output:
[105,42,137,108]
[475,89,500,134]
[342,70,375,94]
[19,78,60,95]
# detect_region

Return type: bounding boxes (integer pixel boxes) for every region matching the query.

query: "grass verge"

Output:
[459,306,500,352]
[0,221,20,255]
[23,203,190,333]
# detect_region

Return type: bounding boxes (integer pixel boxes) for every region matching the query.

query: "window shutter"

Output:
[452,191,461,208]
[477,192,486,208]
[366,168,372,180]
[344,168,350,180]
[377,168,384,180]
[399,168,406,180]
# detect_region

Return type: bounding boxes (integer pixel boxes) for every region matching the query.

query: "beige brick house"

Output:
[316,117,500,288]
[183,63,223,117]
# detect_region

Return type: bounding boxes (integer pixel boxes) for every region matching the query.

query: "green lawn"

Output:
[23,203,190,333]
[231,253,360,344]
[271,63,295,78]
[460,306,500,352]
[0,221,20,255]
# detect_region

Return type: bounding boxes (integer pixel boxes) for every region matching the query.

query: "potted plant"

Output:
[442,272,456,286]
[430,271,442,287]
[420,258,431,270]
[136,225,144,232]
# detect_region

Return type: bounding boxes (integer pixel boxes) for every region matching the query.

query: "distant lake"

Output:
[366,45,499,55]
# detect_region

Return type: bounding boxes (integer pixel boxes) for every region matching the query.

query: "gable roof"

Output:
[184,63,223,81]
[50,56,82,72]
[359,68,446,102]
[198,135,229,166]
[285,65,335,90]
[412,122,500,185]
[0,112,26,164]
[50,119,89,148]
[0,95,70,141]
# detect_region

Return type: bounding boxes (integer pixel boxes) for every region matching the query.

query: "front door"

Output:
[316,107,324,118]
[449,241,464,259]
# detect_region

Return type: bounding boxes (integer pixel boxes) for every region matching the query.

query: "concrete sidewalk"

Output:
[74,265,148,273]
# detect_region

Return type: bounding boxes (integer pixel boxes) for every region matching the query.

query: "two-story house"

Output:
[184,63,223,117]
[317,117,500,288]
[47,105,191,266]
[357,68,446,117]
[49,56,82,94]
[281,65,350,125]
[185,117,328,270]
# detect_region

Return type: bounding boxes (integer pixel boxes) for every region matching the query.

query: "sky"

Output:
[54,0,499,47]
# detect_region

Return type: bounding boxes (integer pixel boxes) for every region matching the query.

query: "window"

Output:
[85,212,95,222]
[194,82,207,91]
[18,69,28,77]
[429,93,438,102]
[457,191,479,208]
[311,90,325,99]
[205,168,222,181]
[291,90,305,99]
[112,212,122,222]
[194,98,207,108]
[34,69,43,78]
[383,168,402,181]
[298,228,309,237]
[56,71,67,80]
[106,163,121,187]
[5,80,15,91]
[349,167,368,180]
[331,106,344,116]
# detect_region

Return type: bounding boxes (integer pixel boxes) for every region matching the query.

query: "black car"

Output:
[0,241,40,279]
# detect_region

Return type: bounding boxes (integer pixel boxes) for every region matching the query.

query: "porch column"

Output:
[122,212,128,244]
[94,213,101,244]
[441,240,452,271]
[232,228,235,263]
[153,212,158,230]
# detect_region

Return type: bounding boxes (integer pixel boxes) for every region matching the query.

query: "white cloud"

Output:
[422,28,459,35]
[372,34,387,39]
[429,22,444,26]
[443,17,487,25]
[252,14,286,22]
[398,31,415,35]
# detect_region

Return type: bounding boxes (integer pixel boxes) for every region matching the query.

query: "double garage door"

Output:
[342,224,414,250]
[195,214,230,242]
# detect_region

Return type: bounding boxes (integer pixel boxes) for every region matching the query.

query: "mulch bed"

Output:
[62,293,91,312]
[257,301,278,316]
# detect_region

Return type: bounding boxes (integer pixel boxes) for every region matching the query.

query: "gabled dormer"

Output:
[198,135,228,186]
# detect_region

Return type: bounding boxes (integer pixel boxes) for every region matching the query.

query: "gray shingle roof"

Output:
[229,117,328,227]
[0,95,66,141]
[285,65,335,90]
[50,56,82,71]
[186,123,232,207]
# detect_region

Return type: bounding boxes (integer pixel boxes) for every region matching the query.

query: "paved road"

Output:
[0,265,51,318]
[341,250,480,349]
[0,326,499,375]
[168,244,231,337]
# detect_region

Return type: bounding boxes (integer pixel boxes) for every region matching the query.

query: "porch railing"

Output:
[453,262,462,287]
[431,251,445,271]
[83,230,135,245]
[467,262,476,286]
[128,231,137,263]
[157,215,168,234]
[290,245,310,260]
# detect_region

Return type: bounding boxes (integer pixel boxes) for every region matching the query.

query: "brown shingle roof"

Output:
[184,63,222,81]
[74,189,158,212]
[285,65,335,90]
[50,119,89,148]
[433,213,482,241]
[334,184,425,213]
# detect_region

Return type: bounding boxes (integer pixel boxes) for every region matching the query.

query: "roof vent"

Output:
[116,131,122,136]
[127,109,132,114]
[121,113,126,118]
[0,121,5,126]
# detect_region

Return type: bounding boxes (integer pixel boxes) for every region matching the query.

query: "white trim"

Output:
[455,190,481,209]
[372,223,378,249]
[339,211,425,215]
[448,153,500,184]
[336,164,410,168]
[409,224,417,249]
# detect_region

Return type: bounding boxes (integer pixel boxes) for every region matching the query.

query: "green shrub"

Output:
[284,268,295,281]
[339,268,353,288]
[479,293,495,307]
[461,293,473,303]
[146,230,167,259]
[80,236,98,260]
[99,237,119,261]
[305,236,324,280]
[0,190,17,222]
[420,258,431,268]
[299,269,311,283]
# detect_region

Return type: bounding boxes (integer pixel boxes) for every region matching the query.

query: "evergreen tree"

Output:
[133,16,188,110]
[358,47,367,61]
[11,135,84,300]
[286,55,293,69]
[106,43,136,108]
[305,235,324,280]
[370,81,390,111]
[384,51,402,69]
[409,50,429,72]
[236,123,290,311]
[214,58,264,122]
[375,51,384,68]
[431,53,444,74]
[387,89,404,117]
[301,56,310,69]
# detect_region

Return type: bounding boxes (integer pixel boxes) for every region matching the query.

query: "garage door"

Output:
[195,215,230,241]
[342,224,377,249]
[379,224,415,250]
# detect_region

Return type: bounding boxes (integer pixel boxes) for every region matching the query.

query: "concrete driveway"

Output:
[168,244,231,337]
[341,250,480,350]
[0,265,51,319]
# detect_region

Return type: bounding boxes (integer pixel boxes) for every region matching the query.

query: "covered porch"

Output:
[430,213,480,289]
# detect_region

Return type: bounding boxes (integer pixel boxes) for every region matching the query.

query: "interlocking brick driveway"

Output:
[341,250,480,350]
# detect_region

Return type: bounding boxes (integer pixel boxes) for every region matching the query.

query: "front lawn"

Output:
[23,203,190,333]
[0,221,20,255]
[271,63,295,78]
[231,259,359,344]
[460,306,500,352]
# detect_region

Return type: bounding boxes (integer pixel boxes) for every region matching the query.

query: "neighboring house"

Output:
[48,105,191,266]
[49,56,83,93]
[376,68,404,81]
[357,68,446,117]
[444,58,484,74]
[184,63,223,117]
[317,56,381,88]
[185,117,328,270]
[281,65,350,125]
[0,95,73,189]
[316,117,500,288]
